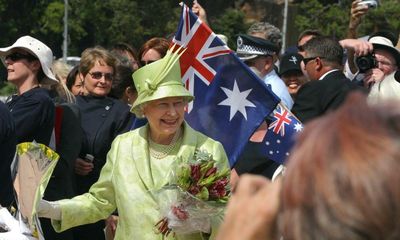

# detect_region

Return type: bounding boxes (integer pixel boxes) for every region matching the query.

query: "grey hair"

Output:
[247,22,282,52]
[135,103,148,118]
[303,36,343,67]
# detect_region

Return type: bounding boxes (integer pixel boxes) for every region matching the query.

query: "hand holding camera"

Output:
[357,0,378,8]
[363,68,385,88]
[355,53,377,73]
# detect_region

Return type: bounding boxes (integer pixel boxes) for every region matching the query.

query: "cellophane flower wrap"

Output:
[155,149,230,237]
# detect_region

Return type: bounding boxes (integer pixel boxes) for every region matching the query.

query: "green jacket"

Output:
[53,122,230,239]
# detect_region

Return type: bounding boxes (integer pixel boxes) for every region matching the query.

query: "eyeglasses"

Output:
[140,60,156,66]
[302,56,323,66]
[89,71,114,81]
[5,52,37,62]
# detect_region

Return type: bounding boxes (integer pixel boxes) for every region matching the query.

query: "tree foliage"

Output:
[211,8,250,49]
[295,0,400,39]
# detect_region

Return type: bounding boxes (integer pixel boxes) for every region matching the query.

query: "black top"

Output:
[234,140,281,179]
[75,95,134,193]
[6,87,55,145]
[292,70,363,123]
[0,101,16,207]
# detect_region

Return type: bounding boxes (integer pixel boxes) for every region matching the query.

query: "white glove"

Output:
[37,199,61,220]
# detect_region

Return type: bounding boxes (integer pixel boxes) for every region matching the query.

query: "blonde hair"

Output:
[79,46,117,77]
[52,60,72,82]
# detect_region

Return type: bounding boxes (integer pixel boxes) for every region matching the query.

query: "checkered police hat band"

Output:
[237,44,275,56]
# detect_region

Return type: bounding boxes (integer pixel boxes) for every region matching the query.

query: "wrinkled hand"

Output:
[216,174,281,240]
[349,0,369,30]
[363,68,385,87]
[37,199,61,220]
[340,39,373,57]
[192,0,208,25]
[105,215,119,240]
[74,158,94,176]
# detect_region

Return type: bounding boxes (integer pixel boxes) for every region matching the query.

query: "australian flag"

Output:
[264,104,303,164]
[172,4,281,167]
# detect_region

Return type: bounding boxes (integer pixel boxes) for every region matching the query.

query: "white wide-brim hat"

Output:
[368,36,400,67]
[0,36,58,85]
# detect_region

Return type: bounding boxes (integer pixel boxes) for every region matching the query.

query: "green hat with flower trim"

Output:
[130,45,194,117]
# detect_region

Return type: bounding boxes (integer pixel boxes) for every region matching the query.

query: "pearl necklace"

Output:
[148,128,182,159]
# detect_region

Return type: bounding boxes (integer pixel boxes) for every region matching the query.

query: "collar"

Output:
[319,69,340,81]
[263,69,278,80]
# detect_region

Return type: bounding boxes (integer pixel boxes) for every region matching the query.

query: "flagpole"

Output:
[281,0,289,54]
[62,0,68,62]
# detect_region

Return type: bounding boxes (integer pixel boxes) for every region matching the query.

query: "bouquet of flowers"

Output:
[0,142,59,240]
[154,150,230,237]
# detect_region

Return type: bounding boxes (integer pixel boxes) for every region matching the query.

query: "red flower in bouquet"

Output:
[209,178,229,199]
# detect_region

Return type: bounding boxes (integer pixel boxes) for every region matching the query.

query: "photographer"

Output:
[359,33,400,88]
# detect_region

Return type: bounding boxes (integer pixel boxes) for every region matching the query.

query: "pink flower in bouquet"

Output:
[190,164,202,182]
[209,178,229,199]
[188,184,201,195]
[204,166,217,178]
[172,205,189,220]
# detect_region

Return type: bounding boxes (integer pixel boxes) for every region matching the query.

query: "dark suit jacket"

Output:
[75,95,134,194]
[292,70,362,123]
[0,101,16,207]
[234,141,281,179]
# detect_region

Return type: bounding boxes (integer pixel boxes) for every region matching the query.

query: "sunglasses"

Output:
[297,45,305,52]
[302,56,324,66]
[5,52,37,62]
[140,60,156,66]
[89,71,114,81]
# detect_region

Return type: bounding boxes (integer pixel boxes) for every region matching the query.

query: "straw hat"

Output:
[0,36,58,85]
[130,46,193,117]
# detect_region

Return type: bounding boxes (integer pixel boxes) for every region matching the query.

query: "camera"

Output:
[357,0,378,8]
[355,53,377,73]
[83,154,94,163]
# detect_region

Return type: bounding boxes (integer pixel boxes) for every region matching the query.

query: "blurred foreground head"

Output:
[281,92,400,239]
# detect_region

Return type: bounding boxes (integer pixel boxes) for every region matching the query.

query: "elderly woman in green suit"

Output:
[38,47,230,240]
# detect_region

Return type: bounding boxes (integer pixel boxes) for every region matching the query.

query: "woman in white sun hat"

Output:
[0,35,59,145]
[0,35,75,240]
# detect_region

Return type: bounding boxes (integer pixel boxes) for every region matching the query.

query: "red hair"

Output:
[281,92,400,239]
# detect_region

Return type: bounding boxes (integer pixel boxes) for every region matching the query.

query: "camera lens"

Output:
[356,54,376,73]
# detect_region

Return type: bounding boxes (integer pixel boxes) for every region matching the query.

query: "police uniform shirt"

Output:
[263,69,294,109]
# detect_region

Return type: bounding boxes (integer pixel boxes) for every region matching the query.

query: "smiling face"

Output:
[143,96,187,144]
[282,70,307,96]
[82,62,113,97]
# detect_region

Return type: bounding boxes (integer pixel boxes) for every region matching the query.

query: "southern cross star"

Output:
[218,80,256,121]
[294,122,303,132]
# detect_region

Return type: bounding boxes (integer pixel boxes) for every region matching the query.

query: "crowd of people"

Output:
[0,0,399,239]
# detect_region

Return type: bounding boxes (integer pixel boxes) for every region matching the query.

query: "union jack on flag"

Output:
[172,4,280,167]
[268,106,293,137]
